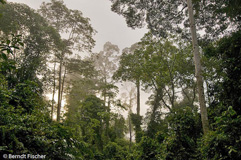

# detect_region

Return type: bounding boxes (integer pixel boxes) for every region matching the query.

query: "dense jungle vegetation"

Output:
[0,0,241,159]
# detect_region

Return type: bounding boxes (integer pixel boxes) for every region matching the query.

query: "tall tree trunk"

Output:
[187,0,209,134]
[60,65,67,103]
[128,96,133,151]
[103,77,110,139]
[136,79,140,116]
[128,113,132,150]
[135,79,142,143]
[51,58,56,120]
[106,96,111,139]
[103,77,107,106]
[57,59,62,122]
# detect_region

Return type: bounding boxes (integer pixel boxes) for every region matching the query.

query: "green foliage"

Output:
[66,94,129,155]
[134,136,161,160]
[205,30,241,120]
[110,0,240,40]
[39,0,95,52]
[130,113,143,143]
[215,31,241,115]
[0,32,91,160]
[103,142,127,160]
[159,107,201,160]
[167,107,201,139]
[0,35,23,75]
[113,43,142,83]
[109,114,127,141]
[76,95,106,151]
[200,107,241,160]
[136,33,197,138]
[130,107,201,160]
[9,81,42,113]
[0,75,89,159]
[64,58,99,129]
[0,0,5,4]
[1,1,241,159]
[0,0,5,17]
[199,31,241,160]
[0,2,61,89]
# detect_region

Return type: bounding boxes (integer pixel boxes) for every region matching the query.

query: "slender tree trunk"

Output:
[57,59,62,122]
[104,77,107,106]
[103,77,110,139]
[60,65,67,103]
[192,83,197,106]
[136,79,140,116]
[187,0,209,134]
[106,96,111,139]
[51,58,56,120]
[135,79,142,143]
[128,97,133,151]
[128,113,132,150]
[171,83,175,109]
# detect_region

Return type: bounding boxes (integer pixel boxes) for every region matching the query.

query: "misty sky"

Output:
[7,0,150,116]
[8,0,148,52]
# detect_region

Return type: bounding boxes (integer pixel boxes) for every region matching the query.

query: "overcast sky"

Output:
[7,0,150,116]
[8,0,148,53]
